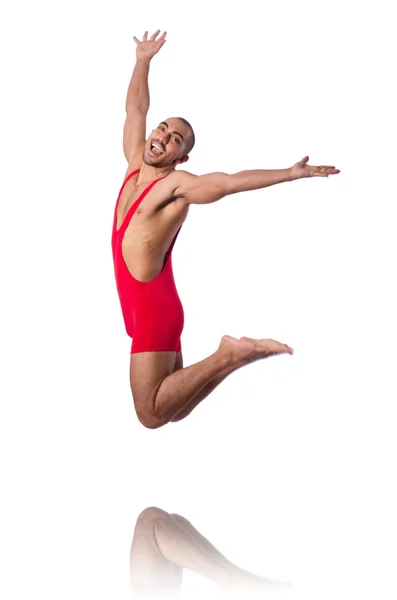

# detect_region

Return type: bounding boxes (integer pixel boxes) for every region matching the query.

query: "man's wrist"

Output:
[136,56,151,66]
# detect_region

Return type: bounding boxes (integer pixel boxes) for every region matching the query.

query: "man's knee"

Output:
[136,506,169,525]
[130,353,175,428]
[134,391,168,429]
[136,406,166,429]
[138,413,165,429]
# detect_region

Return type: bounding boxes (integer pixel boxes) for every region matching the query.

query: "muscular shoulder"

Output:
[153,169,196,202]
[143,170,193,215]
[167,169,196,188]
[165,169,198,200]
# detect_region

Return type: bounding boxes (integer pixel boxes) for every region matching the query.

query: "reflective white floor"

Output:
[4,344,396,599]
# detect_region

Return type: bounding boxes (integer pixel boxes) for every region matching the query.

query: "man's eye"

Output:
[173,137,180,143]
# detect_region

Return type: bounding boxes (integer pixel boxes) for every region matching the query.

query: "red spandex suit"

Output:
[112,170,184,353]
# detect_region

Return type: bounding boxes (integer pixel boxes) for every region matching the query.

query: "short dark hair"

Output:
[177,117,195,154]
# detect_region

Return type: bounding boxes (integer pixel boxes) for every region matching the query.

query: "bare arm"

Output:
[173,157,340,205]
[123,30,166,164]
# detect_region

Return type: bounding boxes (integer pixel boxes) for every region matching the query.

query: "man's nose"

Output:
[158,133,170,145]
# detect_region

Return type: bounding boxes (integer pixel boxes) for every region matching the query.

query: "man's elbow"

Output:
[225,172,242,195]
[125,102,148,117]
[214,173,235,201]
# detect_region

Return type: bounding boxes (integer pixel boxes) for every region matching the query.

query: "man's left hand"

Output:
[291,156,340,179]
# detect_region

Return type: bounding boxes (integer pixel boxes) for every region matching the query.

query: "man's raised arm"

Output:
[173,157,340,204]
[123,30,166,165]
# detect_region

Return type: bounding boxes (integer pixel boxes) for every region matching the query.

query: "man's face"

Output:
[143,118,190,167]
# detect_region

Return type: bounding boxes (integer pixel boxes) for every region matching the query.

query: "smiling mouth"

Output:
[150,141,165,156]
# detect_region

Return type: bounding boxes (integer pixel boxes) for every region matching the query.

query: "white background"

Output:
[1,0,396,598]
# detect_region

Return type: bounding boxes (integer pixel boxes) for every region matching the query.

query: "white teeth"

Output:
[152,142,164,154]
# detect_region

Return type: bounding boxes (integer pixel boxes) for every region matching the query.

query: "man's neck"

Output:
[137,161,175,184]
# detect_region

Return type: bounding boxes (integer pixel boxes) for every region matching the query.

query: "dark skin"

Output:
[117,30,339,429]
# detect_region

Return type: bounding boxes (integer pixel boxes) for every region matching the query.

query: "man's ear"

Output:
[175,154,189,165]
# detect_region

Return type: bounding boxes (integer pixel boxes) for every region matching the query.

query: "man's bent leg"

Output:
[153,510,292,592]
[170,352,245,422]
[170,334,294,422]
[130,344,232,429]
[130,336,293,429]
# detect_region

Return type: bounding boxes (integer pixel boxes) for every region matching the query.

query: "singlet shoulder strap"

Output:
[160,226,182,272]
[119,168,140,197]
[113,169,140,232]
[120,177,165,230]
[116,176,166,233]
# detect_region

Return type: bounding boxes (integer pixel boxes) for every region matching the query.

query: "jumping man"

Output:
[111,30,339,429]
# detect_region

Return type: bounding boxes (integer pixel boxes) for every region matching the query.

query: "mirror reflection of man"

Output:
[130,506,292,597]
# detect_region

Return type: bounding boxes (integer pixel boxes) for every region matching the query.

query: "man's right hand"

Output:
[123,31,165,166]
[133,30,167,61]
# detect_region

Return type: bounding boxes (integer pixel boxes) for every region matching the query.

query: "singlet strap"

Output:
[116,176,165,233]
[164,226,182,263]
[118,168,140,199]
[113,169,140,232]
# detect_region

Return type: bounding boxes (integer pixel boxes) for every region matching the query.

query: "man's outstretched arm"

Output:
[123,30,166,165]
[173,157,340,204]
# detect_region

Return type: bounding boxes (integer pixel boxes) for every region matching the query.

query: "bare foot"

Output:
[219,335,293,363]
[240,336,294,356]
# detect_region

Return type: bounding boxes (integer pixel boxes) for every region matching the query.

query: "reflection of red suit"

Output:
[112,169,184,353]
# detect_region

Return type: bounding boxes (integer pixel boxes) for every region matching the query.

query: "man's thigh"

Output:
[129,350,177,407]
[130,507,183,586]
[173,351,183,372]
